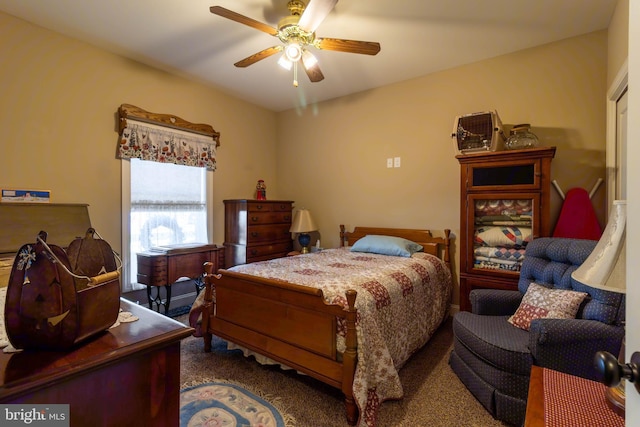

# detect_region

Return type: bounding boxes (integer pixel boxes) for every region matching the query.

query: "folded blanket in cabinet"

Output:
[474,246,526,262]
[474,226,531,248]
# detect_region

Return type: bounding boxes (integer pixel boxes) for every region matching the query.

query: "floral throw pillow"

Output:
[508,283,588,331]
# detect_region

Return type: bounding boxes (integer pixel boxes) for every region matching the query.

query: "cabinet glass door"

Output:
[470,195,538,274]
[467,159,541,191]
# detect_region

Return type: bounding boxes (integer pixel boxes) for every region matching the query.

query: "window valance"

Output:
[117,104,220,171]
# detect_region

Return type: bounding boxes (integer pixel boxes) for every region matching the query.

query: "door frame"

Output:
[606,59,628,211]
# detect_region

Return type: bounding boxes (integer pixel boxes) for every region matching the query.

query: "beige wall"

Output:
[608,0,629,86]
[277,31,609,305]
[0,11,611,307]
[0,12,278,252]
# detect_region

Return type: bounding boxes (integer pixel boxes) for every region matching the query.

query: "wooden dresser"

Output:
[223,199,294,268]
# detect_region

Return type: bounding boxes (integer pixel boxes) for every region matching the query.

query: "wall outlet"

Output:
[394,157,401,168]
[387,158,393,168]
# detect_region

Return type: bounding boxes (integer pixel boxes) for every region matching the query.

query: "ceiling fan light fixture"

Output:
[284,42,303,62]
[301,50,318,69]
[211,2,379,85]
[278,54,293,70]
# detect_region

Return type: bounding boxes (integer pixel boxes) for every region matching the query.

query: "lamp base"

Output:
[605,382,625,418]
[298,233,311,254]
[607,336,626,418]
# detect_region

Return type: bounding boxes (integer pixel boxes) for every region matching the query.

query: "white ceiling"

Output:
[0,0,617,112]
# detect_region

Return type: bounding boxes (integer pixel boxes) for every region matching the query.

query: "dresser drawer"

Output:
[247,224,291,243]
[247,241,292,261]
[270,202,293,212]
[248,202,292,212]
[247,202,273,212]
[137,252,168,286]
[248,211,292,225]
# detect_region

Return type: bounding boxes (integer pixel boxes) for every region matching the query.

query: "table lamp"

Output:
[290,209,317,254]
[572,200,626,416]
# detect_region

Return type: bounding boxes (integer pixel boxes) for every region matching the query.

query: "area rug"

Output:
[180,380,295,427]
[167,304,192,318]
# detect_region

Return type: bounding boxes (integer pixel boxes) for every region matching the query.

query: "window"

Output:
[121,158,213,292]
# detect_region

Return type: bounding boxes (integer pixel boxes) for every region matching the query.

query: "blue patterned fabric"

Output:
[453,313,532,376]
[518,237,625,325]
[470,288,523,316]
[449,237,625,426]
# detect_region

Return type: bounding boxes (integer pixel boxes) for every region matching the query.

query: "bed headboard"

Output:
[339,225,451,271]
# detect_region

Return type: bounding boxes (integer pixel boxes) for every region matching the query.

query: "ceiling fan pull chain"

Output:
[293,61,299,87]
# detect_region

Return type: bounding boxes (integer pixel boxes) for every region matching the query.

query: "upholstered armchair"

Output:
[449,237,625,426]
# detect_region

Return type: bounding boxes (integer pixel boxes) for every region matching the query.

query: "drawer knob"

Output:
[251,216,259,222]
[256,205,263,210]
[251,232,259,237]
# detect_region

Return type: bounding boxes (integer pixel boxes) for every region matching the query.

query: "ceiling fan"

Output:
[210,0,381,86]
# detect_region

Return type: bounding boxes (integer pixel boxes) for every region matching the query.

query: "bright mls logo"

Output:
[0,405,69,426]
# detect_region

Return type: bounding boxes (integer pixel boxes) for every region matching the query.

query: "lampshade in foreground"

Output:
[571,200,626,293]
[290,209,317,253]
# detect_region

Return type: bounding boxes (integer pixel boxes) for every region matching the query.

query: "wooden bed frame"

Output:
[200,226,451,425]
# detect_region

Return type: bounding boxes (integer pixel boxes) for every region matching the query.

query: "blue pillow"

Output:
[350,235,423,257]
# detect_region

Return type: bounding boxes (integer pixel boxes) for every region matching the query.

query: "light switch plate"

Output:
[394,157,401,168]
[387,158,393,168]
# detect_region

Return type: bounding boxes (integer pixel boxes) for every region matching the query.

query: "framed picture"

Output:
[1,189,51,203]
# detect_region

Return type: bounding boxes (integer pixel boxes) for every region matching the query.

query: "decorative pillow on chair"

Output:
[508,283,588,331]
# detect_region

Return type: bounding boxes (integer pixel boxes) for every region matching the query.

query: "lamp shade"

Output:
[289,209,317,233]
[571,200,626,293]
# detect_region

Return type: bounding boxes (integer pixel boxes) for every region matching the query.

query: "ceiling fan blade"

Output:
[304,62,324,83]
[298,0,338,33]
[234,46,283,68]
[210,6,278,36]
[316,37,381,55]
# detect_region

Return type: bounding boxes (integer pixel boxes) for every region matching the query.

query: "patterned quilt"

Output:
[190,247,452,427]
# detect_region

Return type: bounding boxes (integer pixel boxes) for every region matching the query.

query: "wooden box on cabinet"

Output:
[224,199,294,268]
[457,147,556,311]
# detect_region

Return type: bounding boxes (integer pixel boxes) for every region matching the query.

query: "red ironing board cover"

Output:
[552,187,602,240]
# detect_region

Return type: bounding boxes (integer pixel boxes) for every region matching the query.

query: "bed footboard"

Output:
[201,262,359,425]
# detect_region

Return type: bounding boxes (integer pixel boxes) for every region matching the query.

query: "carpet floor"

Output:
[178,315,510,427]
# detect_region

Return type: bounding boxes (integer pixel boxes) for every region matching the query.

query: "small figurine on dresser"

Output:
[256,179,266,200]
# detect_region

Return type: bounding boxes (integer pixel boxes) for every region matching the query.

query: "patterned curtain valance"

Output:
[117,104,220,171]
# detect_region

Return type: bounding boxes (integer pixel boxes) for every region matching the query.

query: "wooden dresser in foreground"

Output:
[0,299,194,426]
[224,199,294,268]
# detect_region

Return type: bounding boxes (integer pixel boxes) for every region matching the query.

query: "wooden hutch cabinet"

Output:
[457,147,556,311]
[224,199,294,268]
